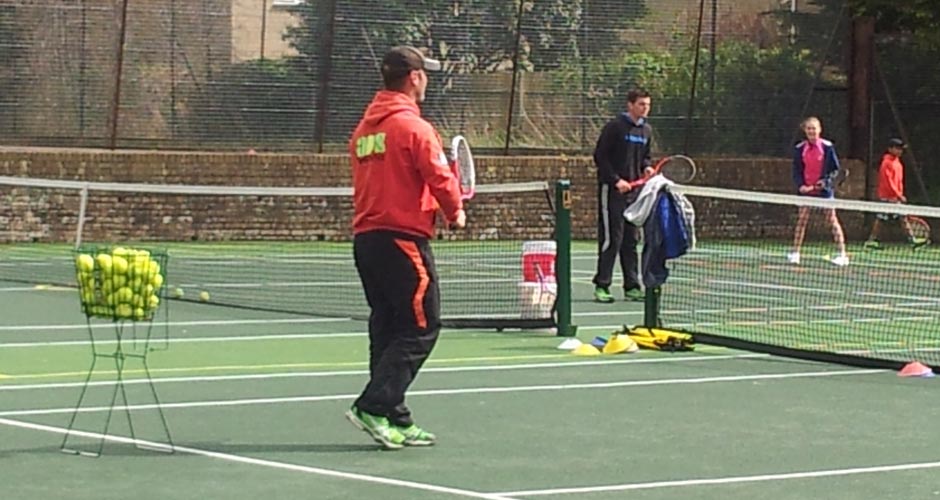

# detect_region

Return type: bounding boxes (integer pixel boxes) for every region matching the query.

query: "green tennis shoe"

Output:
[624,288,645,302]
[395,424,436,446]
[593,287,615,303]
[345,406,405,450]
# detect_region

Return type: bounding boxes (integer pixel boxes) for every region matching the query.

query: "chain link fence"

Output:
[0,0,935,175]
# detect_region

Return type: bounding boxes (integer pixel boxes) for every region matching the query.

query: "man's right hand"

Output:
[452,209,467,229]
[799,185,814,194]
[615,179,632,194]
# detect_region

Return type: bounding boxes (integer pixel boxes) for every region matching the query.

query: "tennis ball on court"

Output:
[150,273,164,290]
[199,291,210,302]
[76,254,95,273]
[172,287,184,299]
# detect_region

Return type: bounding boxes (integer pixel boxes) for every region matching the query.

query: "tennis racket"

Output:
[907,216,932,243]
[814,167,849,192]
[450,135,475,201]
[627,154,697,189]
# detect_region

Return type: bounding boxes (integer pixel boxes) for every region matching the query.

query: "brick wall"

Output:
[0,150,868,244]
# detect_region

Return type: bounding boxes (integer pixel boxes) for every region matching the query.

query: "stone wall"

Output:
[0,149,869,244]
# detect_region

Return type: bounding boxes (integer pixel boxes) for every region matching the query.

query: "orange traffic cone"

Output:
[898,362,935,378]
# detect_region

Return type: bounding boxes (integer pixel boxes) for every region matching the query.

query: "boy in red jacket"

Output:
[864,138,928,249]
[346,46,466,450]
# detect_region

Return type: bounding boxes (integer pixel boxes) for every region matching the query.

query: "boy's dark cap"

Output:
[381,46,442,81]
[888,138,906,148]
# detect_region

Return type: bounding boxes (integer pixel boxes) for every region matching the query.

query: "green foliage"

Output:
[182,59,315,142]
[850,0,940,49]
[551,38,820,154]
[286,0,646,74]
[281,0,647,145]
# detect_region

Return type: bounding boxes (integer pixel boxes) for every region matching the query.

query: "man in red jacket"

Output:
[346,46,466,450]
[864,138,928,249]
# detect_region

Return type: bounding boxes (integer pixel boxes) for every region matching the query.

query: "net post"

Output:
[644,286,661,328]
[554,180,577,337]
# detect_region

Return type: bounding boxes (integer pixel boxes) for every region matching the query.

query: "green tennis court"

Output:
[2,242,939,500]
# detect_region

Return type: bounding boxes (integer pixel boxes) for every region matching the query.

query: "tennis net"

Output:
[0,176,567,330]
[657,184,940,369]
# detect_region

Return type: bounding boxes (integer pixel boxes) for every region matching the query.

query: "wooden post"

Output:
[848,17,874,161]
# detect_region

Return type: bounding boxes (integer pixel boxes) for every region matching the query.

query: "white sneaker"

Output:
[786,252,801,264]
[830,254,849,267]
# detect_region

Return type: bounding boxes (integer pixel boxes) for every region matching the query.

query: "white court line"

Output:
[0,418,517,500]
[857,292,940,303]
[0,368,882,417]
[494,461,940,496]
[0,287,43,292]
[0,319,642,349]
[0,317,355,332]
[0,331,367,349]
[693,279,833,294]
[0,354,769,391]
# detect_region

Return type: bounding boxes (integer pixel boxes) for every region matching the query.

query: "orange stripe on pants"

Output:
[394,239,430,329]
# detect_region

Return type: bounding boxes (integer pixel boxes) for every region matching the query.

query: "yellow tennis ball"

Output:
[115,287,134,304]
[76,254,94,273]
[112,256,129,275]
[146,260,160,280]
[111,274,127,288]
[148,295,160,310]
[95,254,113,274]
[112,247,129,257]
[199,291,210,302]
[115,303,133,319]
[151,273,164,290]
[172,287,184,299]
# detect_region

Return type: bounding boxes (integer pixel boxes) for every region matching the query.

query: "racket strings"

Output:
[456,144,475,193]
[659,157,696,183]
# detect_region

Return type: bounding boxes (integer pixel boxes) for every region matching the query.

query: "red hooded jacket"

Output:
[350,90,462,238]
[877,153,905,201]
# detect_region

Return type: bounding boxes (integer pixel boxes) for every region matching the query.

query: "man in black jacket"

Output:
[592,89,653,303]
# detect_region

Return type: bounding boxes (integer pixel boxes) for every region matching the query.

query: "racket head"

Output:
[657,154,697,183]
[908,216,932,241]
[451,135,475,200]
[835,167,850,186]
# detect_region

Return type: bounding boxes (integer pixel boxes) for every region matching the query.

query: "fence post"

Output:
[503,0,526,154]
[313,0,338,153]
[108,0,130,149]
